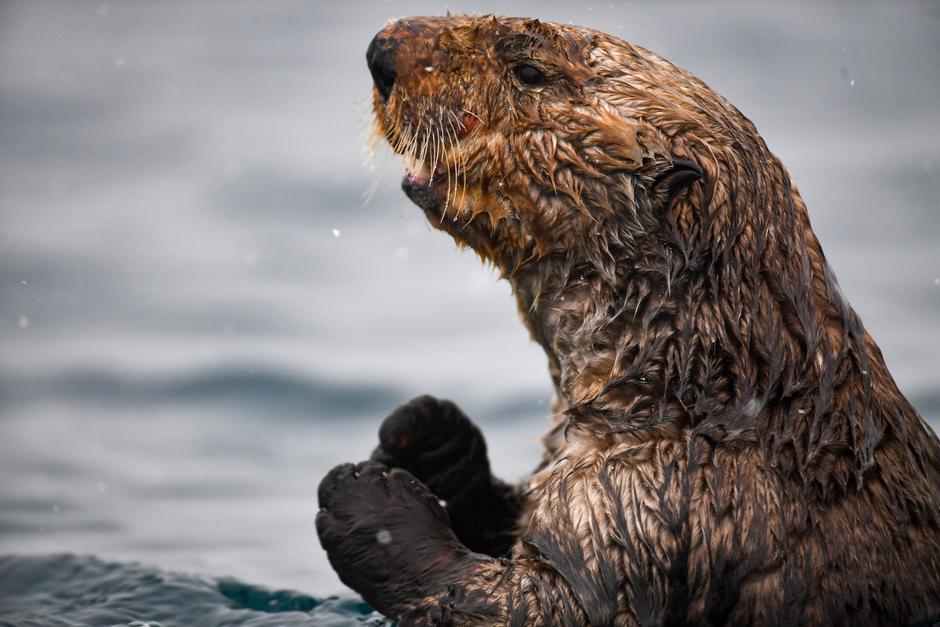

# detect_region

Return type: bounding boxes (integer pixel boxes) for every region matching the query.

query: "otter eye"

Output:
[513,63,547,87]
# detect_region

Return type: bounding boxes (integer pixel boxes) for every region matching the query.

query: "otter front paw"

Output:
[316,460,465,619]
[370,395,490,501]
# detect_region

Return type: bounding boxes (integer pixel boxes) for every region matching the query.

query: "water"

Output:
[0,1,937,624]
[0,554,389,625]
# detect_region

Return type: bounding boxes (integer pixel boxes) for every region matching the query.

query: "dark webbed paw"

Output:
[370,395,521,557]
[371,395,490,501]
[316,460,464,619]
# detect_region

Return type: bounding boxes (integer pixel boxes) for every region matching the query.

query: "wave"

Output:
[0,553,389,626]
[0,366,404,420]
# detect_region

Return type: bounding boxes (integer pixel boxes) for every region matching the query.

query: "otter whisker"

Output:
[418,120,431,168]
[363,172,382,206]
[396,122,416,162]
[437,108,458,217]
[403,124,415,166]
[401,125,416,157]
[402,122,414,150]
[429,107,445,187]
[440,111,455,218]
[444,111,462,218]
[362,111,386,207]
[428,130,438,185]
[404,123,422,177]
[451,124,467,223]
[448,110,470,215]
[390,119,407,152]
[448,122,464,220]
[445,110,467,220]
[451,113,467,220]
[441,127,454,215]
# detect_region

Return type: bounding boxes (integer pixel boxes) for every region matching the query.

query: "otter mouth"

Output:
[400,160,448,214]
[366,24,480,218]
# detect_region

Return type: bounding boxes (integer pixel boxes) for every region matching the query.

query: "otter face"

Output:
[368,15,702,275]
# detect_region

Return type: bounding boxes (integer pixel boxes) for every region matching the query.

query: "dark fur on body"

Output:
[316,15,940,625]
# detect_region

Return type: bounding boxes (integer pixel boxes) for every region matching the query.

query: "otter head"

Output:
[367,15,703,279]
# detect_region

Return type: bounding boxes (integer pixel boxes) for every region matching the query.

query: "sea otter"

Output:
[316,15,940,626]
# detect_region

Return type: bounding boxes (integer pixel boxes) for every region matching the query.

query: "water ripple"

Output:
[0,554,390,626]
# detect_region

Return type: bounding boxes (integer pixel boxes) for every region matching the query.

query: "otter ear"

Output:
[652,158,703,205]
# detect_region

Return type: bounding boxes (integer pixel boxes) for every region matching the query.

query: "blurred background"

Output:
[0,0,937,606]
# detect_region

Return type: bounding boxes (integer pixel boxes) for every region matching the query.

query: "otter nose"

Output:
[367,32,398,102]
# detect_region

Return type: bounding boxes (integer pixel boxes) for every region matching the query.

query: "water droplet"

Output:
[376,529,392,545]
[744,398,763,418]
[18,315,30,330]
[95,481,108,493]
[332,228,341,238]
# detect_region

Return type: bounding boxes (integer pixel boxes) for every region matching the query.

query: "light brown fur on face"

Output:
[318,15,940,626]
[371,15,696,274]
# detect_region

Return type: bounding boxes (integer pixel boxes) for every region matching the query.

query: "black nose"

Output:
[367,33,397,102]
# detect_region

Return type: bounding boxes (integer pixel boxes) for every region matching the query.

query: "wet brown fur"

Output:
[320,15,940,626]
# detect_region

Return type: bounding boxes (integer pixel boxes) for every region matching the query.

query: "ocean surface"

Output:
[0,1,937,624]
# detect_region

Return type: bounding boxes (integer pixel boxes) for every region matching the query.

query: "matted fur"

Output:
[317,15,940,626]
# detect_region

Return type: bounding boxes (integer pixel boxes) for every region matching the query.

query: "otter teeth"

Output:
[405,162,445,186]
[404,162,432,185]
